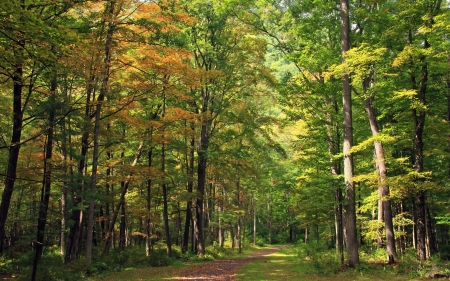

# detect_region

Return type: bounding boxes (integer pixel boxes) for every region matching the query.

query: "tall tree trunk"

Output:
[0,63,24,253]
[31,77,56,281]
[145,139,153,257]
[182,130,195,253]
[340,0,359,266]
[362,69,397,263]
[86,0,116,265]
[411,0,441,260]
[324,94,344,263]
[410,35,428,262]
[60,116,69,257]
[161,92,172,257]
[66,72,94,262]
[196,98,209,255]
[219,186,226,248]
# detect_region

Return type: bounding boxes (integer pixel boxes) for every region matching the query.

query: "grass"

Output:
[235,246,425,281]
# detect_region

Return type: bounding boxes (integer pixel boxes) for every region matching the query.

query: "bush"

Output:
[295,242,341,275]
[16,251,85,281]
[254,237,266,247]
[147,249,173,267]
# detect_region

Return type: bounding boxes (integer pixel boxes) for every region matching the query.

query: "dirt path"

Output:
[175,246,282,281]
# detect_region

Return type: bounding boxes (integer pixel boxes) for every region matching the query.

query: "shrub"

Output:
[147,249,173,267]
[295,242,341,275]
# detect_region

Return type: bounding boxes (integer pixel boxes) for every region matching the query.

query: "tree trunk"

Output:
[66,72,94,261]
[0,63,24,253]
[145,140,153,257]
[340,0,359,266]
[219,186,225,248]
[230,222,235,248]
[195,110,209,255]
[60,116,69,257]
[31,78,56,281]
[102,141,144,254]
[253,198,257,247]
[236,177,241,253]
[86,0,116,265]
[182,128,195,253]
[363,72,397,263]
[119,195,126,251]
[426,206,438,255]
[161,91,172,257]
[411,35,428,262]
[324,94,344,263]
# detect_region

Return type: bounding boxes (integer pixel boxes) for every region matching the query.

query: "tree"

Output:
[340,0,359,266]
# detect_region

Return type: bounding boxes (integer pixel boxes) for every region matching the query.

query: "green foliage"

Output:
[12,251,85,281]
[295,242,341,275]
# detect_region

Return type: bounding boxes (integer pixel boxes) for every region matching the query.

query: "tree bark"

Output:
[145,139,153,257]
[161,92,172,257]
[86,0,116,265]
[362,68,397,263]
[324,94,344,263]
[66,77,92,261]
[411,35,429,262]
[253,198,257,247]
[119,191,126,251]
[340,0,359,266]
[182,128,195,253]
[31,77,56,281]
[195,90,210,255]
[102,141,144,254]
[0,63,24,253]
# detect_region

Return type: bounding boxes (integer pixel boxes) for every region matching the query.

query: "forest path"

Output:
[174,246,283,281]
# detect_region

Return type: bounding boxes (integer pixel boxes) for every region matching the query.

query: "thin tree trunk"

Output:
[324,94,344,263]
[161,91,172,257]
[182,118,195,253]
[230,222,235,248]
[411,0,441,260]
[219,186,225,248]
[236,177,241,253]
[31,77,56,281]
[363,70,397,263]
[0,63,24,253]
[102,141,144,254]
[305,227,308,244]
[86,0,116,265]
[340,0,359,266]
[60,116,68,257]
[66,72,93,261]
[253,198,256,247]
[196,114,209,255]
[426,206,437,255]
[410,33,428,262]
[145,140,153,257]
[119,200,126,251]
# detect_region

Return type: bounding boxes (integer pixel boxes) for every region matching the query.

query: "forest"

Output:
[0,0,449,280]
